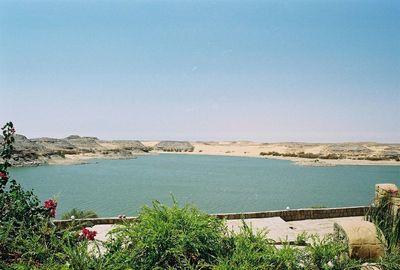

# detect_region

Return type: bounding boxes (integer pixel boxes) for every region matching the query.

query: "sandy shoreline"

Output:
[152,150,400,166]
[48,141,400,167]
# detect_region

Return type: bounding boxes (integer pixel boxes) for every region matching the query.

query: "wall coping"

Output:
[53,205,369,227]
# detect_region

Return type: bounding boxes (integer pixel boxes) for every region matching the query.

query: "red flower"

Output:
[43,199,57,218]
[80,228,97,241]
[44,199,57,209]
[9,128,16,134]
[0,171,8,181]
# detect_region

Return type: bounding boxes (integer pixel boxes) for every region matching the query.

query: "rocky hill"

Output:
[1,135,148,167]
[153,141,194,152]
[261,142,400,161]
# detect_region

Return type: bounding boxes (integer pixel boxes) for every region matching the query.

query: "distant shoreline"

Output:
[158,151,400,166]
[8,136,400,167]
[47,144,400,167]
[143,141,400,167]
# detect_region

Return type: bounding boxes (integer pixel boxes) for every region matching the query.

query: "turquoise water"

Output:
[9,154,400,218]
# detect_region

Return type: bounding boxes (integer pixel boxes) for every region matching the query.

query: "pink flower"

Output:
[388,188,399,195]
[80,228,97,240]
[9,128,16,134]
[0,171,8,181]
[43,199,57,218]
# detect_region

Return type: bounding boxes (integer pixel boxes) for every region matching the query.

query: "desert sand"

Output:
[142,141,400,166]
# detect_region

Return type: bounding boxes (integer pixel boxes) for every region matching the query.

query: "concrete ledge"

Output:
[54,206,369,227]
[212,206,368,221]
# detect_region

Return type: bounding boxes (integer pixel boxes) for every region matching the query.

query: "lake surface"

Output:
[10,154,400,218]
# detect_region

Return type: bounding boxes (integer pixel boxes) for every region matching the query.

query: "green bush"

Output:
[365,156,385,161]
[305,234,359,270]
[61,208,98,220]
[216,226,360,270]
[103,198,226,269]
[298,152,320,159]
[215,223,303,269]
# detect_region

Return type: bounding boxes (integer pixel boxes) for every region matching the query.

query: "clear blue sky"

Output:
[1,0,399,142]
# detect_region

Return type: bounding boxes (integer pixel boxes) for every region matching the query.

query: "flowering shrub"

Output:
[80,228,97,241]
[0,122,14,188]
[0,122,73,267]
[44,198,58,218]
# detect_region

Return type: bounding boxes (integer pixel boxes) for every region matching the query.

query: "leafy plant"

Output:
[61,208,98,220]
[215,222,309,270]
[305,234,359,270]
[103,198,226,269]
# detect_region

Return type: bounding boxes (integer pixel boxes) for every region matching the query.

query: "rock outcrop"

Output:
[257,142,400,161]
[9,135,49,166]
[154,141,194,152]
[2,135,148,167]
[64,136,104,152]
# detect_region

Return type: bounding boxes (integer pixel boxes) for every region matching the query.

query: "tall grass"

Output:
[366,193,400,253]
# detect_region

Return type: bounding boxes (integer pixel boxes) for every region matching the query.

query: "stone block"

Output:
[334,220,384,260]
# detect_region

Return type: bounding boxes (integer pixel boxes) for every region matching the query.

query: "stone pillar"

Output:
[375,183,398,202]
[374,183,399,215]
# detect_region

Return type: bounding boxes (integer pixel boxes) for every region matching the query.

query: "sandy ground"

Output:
[142,141,400,166]
[47,153,146,166]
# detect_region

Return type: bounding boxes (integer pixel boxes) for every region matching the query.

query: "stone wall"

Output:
[212,206,368,221]
[54,206,369,227]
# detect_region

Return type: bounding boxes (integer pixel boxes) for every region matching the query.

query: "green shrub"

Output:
[319,154,342,160]
[305,234,359,270]
[215,223,278,269]
[298,152,320,159]
[61,208,98,220]
[103,198,226,269]
[365,156,385,161]
[215,223,312,270]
